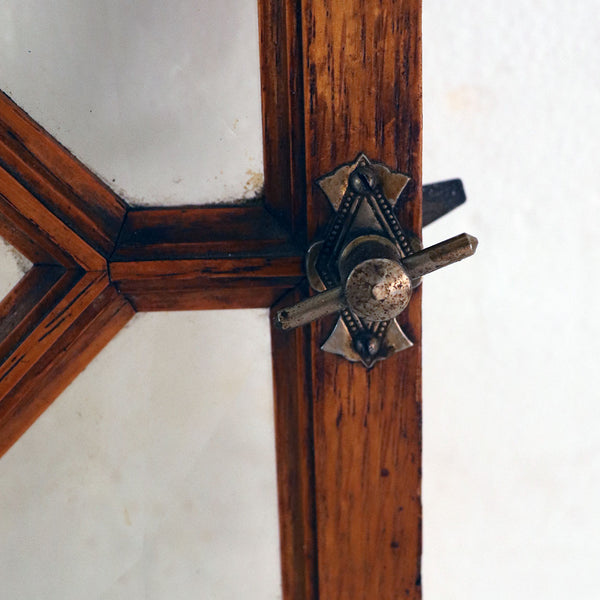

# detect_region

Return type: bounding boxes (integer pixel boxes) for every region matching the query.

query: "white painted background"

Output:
[0,311,280,600]
[422,2,600,598]
[0,3,281,600]
[0,0,264,205]
[0,1,599,599]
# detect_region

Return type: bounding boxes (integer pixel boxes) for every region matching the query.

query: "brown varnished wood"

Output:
[260,4,323,597]
[270,290,318,600]
[111,204,296,261]
[0,195,68,265]
[0,168,105,270]
[303,0,422,239]
[0,275,133,457]
[268,1,423,598]
[0,272,110,405]
[258,1,307,239]
[307,2,423,597]
[311,295,422,599]
[109,204,304,310]
[118,279,298,312]
[112,257,301,280]
[0,91,133,457]
[0,264,68,362]
[0,91,127,262]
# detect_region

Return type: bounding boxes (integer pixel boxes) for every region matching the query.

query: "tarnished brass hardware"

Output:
[274,154,478,367]
[275,287,346,331]
[275,232,477,331]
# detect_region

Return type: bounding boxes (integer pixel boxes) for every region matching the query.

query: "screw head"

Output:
[353,332,381,359]
[348,165,379,195]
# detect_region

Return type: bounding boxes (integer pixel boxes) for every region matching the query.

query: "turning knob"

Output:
[274,153,478,366]
[275,232,477,331]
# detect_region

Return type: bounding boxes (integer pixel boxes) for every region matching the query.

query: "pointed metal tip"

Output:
[401,232,479,280]
[463,233,479,254]
[273,310,288,330]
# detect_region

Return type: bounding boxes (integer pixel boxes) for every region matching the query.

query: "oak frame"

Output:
[0,1,422,598]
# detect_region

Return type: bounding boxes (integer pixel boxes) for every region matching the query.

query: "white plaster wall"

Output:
[0,0,264,205]
[0,311,281,600]
[422,1,600,598]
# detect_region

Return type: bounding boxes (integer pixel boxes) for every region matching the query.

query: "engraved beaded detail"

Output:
[314,164,415,357]
[311,154,415,366]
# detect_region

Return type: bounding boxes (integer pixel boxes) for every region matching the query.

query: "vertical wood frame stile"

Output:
[0,1,422,598]
[267,3,423,598]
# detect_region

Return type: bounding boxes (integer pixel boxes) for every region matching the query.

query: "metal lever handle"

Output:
[275,287,346,330]
[274,153,478,366]
[275,232,477,331]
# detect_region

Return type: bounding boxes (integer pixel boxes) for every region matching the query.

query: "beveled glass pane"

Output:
[1,1,263,205]
[0,310,281,599]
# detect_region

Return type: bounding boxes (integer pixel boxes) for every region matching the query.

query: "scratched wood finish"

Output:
[0,168,105,270]
[270,291,318,600]
[0,91,127,264]
[0,272,133,457]
[111,205,296,261]
[0,91,132,457]
[258,1,307,240]
[116,279,299,312]
[0,265,68,362]
[259,3,322,598]
[267,1,423,598]
[0,194,68,265]
[109,205,304,310]
[305,2,423,597]
[0,3,423,596]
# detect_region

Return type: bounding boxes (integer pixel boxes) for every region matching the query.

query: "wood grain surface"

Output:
[259,4,320,598]
[268,1,423,598]
[0,3,423,597]
[0,168,105,270]
[0,265,68,362]
[0,91,127,263]
[0,92,134,457]
[109,204,304,310]
[0,272,133,457]
[271,290,319,600]
[258,1,307,239]
[111,204,295,261]
[0,193,69,265]
[305,2,423,597]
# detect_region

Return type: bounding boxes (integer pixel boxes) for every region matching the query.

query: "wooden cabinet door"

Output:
[0,2,422,599]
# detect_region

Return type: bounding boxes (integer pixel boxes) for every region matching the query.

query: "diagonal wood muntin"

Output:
[0,88,305,458]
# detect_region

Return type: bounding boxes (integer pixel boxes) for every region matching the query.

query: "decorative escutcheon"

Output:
[275,153,478,367]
